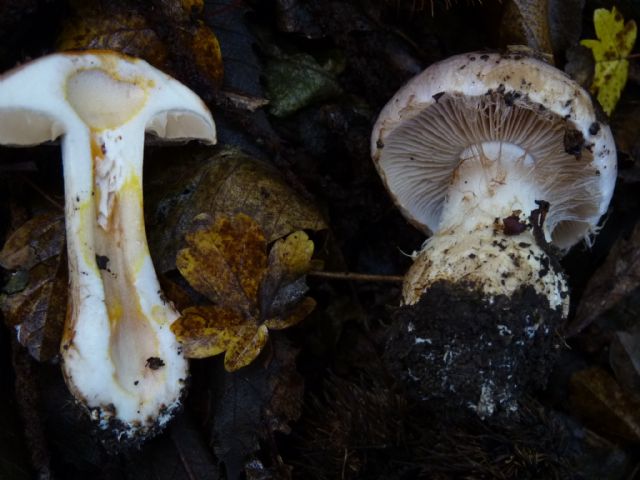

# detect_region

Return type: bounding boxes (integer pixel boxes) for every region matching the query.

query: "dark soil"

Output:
[386,281,565,418]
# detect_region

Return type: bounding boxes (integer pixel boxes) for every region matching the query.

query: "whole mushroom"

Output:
[371,52,616,416]
[0,51,216,441]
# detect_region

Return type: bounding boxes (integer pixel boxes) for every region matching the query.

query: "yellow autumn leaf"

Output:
[581,6,637,116]
[171,305,245,359]
[224,325,269,372]
[269,230,315,281]
[176,214,268,317]
[173,215,316,371]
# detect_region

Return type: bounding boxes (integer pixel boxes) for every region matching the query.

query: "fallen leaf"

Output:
[568,221,640,335]
[58,0,223,90]
[176,214,267,316]
[0,213,67,361]
[549,0,585,58]
[0,213,65,271]
[265,51,343,117]
[146,148,327,273]
[610,329,640,395]
[57,6,169,69]
[190,21,225,88]
[260,230,314,320]
[224,325,269,372]
[209,333,303,479]
[570,367,640,443]
[581,6,637,115]
[500,0,553,58]
[263,297,316,331]
[172,305,246,359]
[0,346,32,480]
[172,214,316,371]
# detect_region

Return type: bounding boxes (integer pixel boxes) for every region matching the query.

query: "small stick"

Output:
[309,270,404,283]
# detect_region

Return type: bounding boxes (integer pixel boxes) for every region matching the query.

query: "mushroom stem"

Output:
[61,127,186,435]
[402,141,568,314]
[0,52,216,441]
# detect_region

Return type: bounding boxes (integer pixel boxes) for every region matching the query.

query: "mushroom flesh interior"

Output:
[0,52,216,441]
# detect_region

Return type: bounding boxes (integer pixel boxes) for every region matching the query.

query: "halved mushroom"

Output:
[372,52,617,415]
[0,51,216,440]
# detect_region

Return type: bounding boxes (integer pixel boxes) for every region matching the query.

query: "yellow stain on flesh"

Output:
[152,304,174,327]
[75,199,101,277]
[106,296,124,325]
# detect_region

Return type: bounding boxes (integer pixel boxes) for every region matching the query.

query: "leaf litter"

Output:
[173,213,316,371]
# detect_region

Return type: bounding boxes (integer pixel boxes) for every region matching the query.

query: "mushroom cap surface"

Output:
[371,52,617,249]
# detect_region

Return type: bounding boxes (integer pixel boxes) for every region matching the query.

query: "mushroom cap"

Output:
[371,52,617,249]
[0,50,216,146]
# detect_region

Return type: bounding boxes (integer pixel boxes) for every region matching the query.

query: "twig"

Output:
[309,270,404,283]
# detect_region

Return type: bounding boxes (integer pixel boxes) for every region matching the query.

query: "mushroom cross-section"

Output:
[0,51,216,440]
[371,52,616,311]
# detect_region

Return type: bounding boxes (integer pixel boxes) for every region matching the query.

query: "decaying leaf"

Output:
[210,333,303,479]
[581,6,637,116]
[177,214,267,316]
[501,0,553,58]
[264,50,343,117]
[0,212,64,271]
[569,221,640,335]
[0,213,67,361]
[146,148,327,273]
[570,367,640,443]
[57,0,223,90]
[610,329,640,395]
[57,6,169,68]
[172,214,315,371]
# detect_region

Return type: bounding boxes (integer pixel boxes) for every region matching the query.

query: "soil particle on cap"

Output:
[503,91,521,107]
[384,281,564,419]
[146,357,165,370]
[563,128,585,158]
[502,215,527,235]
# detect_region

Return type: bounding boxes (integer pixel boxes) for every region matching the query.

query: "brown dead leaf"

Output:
[190,21,224,88]
[147,148,327,273]
[569,222,640,335]
[191,153,326,241]
[0,212,67,361]
[58,0,223,89]
[57,7,169,68]
[210,334,303,478]
[0,213,65,271]
[172,215,316,371]
[500,0,553,59]
[570,367,640,443]
[264,297,316,330]
[610,329,640,395]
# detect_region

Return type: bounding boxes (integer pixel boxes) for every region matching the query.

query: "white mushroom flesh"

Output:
[0,52,216,439]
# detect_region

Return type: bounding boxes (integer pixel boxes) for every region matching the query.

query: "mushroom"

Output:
[371,52,616,415]
[0,51,216,440]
